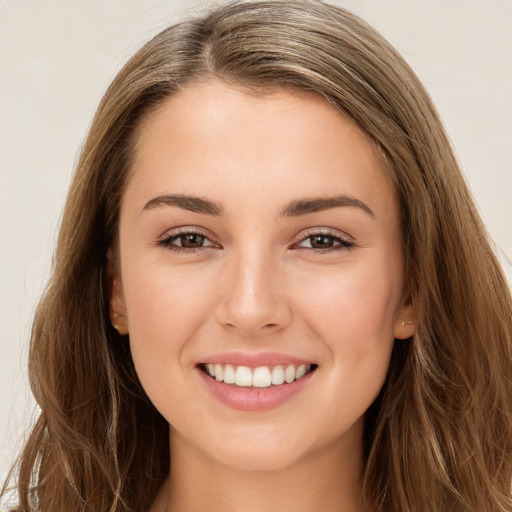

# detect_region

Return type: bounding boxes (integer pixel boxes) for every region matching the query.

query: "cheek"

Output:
[297,258,401,341]
[124,254,218,334]
[292,257,401,402]
[120,257,220,408]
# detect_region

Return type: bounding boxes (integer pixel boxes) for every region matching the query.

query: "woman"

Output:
[2,1,511,511]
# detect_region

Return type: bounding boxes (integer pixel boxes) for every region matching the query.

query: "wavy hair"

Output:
[3,1,511,511]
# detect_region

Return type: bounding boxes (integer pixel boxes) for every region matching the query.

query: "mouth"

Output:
[198,362,318,388]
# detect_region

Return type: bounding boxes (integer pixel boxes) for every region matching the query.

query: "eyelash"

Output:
[157,229,354,254]
[294,230,354,252]
[158,229,218,253]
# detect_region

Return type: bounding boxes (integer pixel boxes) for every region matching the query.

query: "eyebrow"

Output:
[279,195,375,218]
[143,194,224,216]
[142,193,374,218]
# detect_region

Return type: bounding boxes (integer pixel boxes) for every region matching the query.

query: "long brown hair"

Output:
[3,1,511,510]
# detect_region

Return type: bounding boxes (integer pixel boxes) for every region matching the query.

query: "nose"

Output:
[215,248,292,337]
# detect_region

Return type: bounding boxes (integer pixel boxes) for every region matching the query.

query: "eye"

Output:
[158,230,218,252]
[173,233,210,248]
[296,232,353,251]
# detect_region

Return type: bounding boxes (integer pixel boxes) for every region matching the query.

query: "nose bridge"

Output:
[217,242,290,335]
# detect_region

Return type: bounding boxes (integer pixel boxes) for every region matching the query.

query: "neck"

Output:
[151,424,373,512]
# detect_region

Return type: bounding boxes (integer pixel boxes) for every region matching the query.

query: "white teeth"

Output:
[284,365,296,383]
[204,363,314,387]
[235,366,253,386]
[295,364,306,379]
[214,363,224,381]
[271,365,285,385]
[252,366,272,388]
[223,364,236,384]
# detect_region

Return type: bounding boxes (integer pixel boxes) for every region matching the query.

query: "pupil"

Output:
[181,234,204,248]
[311,235,333,248]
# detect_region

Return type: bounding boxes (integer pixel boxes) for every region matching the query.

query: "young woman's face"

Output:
[111,80,415,471]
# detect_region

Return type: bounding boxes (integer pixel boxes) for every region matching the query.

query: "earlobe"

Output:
[394,315,417,340]
[106,249,129,336]
[395,319,415,340]
[110,279,129,336]
[394,291,418,340]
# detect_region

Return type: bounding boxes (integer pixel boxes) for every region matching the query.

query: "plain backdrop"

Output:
[1,0,511,484]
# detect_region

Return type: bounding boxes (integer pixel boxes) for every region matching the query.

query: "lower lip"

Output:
[197,368,315,411]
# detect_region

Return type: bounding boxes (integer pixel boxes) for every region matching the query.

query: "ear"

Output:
[106,248,129,336]
[393,289,418,340]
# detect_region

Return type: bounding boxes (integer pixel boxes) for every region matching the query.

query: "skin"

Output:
[109,80,417,512]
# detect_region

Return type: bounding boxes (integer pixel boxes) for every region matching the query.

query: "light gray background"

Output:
[1,0,511,483]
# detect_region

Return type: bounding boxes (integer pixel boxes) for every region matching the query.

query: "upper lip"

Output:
[197,351,316,368]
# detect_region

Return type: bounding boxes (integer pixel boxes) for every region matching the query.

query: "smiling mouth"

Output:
[199,363,318,388]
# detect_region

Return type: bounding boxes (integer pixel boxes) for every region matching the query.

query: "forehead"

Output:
[125,80,397,223]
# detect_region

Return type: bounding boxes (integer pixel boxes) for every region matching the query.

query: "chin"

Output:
[212,444,305,472]
[199,423,317,472]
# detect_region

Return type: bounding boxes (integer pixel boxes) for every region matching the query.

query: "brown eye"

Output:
[158,230,218,252]
[308,234,336,249]
[296,232,353,251]
[176,233,207,248]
